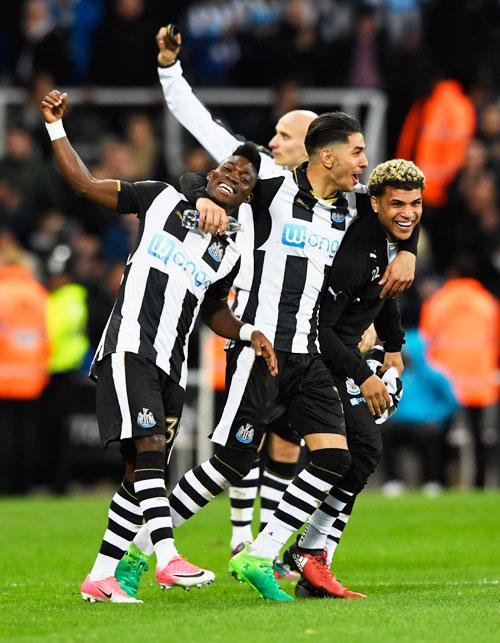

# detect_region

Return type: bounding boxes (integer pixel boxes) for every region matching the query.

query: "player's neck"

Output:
[305,164,340,201]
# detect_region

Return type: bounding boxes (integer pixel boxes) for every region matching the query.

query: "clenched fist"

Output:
[41,90,68,123]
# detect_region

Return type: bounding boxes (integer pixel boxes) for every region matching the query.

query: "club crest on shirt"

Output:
[346,378,361,396]
[137,408,156,429]
[331,211,345,224]
[207,240,224,263]
[236,423,254,444]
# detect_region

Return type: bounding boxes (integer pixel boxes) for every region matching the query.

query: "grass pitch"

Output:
[0,491,498,643]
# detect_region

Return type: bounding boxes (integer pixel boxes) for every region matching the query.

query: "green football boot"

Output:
[229,545,293,602]
[115,544,149,598]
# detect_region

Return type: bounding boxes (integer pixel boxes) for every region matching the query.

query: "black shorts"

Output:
[267,413,302,447]
[211,345,345,452]
[334,375,382,469]
[95,352,184,451]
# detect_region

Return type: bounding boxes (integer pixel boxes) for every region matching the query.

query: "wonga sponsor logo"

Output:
[148,232,212,289]
[281,223,339,258]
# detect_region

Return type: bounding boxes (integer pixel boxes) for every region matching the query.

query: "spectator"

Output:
[396,72,476,209]
[396,70,476,271]
[39,245,89,494]
[183,0,245,85]
[419,258,500,488]
[0,231,49,494]
[89,0,160,86]
[123,112,164,180]
[0,126,58,217]
[14,0,73,86]
[344,6,385,89]
[381,329,459,495]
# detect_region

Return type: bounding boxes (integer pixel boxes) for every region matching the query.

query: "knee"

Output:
[348,445,382,488]
[310,447,352,480]
[214,444,257,484]
[124,461,135,483]
[268,433,300,463]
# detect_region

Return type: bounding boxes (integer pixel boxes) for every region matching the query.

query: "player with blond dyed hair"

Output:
[281,158,425,597]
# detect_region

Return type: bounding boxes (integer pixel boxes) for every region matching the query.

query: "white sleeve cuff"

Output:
[158,60,183,77]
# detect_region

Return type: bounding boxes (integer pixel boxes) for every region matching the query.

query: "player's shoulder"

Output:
[343,213,382,254]
[125,179,172,198]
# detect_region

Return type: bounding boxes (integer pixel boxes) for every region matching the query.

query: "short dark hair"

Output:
[304,112,362,156]
[232,142,261,175]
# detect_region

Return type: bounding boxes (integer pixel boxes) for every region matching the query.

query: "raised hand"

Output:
[41,90,68,123]
[157,24,182,67]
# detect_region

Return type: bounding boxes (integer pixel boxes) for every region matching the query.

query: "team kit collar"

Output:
[293,162,350,226]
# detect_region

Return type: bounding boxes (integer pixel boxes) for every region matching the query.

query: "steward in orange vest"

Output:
[0,262,49,399]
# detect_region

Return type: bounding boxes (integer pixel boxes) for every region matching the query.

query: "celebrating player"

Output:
[283,159,425,598]
[116,25,416,596]
[41,89,277,603]
[169,112,420,601]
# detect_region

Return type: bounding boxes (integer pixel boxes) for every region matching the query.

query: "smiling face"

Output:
[371,187,423,242]
[206,155,257,210]
[325,132,368,192]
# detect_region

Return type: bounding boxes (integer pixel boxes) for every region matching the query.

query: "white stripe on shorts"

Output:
[211,346,256,446]
[111,352,132,440]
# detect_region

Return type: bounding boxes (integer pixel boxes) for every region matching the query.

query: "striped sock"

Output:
[134,450,177,570]
[325,492,356,565]
[229,460,260,550]
[89,479,143,581]
[169,454,241,527]
[131,522,154,557]
[259,459,297,532]
[250,449,349,559]
[325,512,351,565]
[299,486,355,552]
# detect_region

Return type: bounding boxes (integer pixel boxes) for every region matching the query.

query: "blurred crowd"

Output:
[0,0,498,494]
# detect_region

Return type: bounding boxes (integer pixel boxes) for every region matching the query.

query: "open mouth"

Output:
[352,174,360,184]
[394,220,413,230]
[217,182,235,195]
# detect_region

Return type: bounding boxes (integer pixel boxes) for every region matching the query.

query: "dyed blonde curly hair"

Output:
[368,159,425,196]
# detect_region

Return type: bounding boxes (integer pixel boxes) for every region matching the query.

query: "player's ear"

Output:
[319,147,334,170]
[370,195,378,213]
[207,170,214,181]
[245,192,253,203]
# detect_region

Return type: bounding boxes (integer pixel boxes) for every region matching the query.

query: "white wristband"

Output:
[239,324,256,342]
[45,120,66,141]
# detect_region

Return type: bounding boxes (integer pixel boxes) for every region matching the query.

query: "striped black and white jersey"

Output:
[181,166,398,354]
[159,61,280,294]
[92,180,241,388]
[159,62,418,352]
[240,165,374,353]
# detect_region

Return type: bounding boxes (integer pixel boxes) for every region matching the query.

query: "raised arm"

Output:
[41,90,118,211]
[156,25,277,177]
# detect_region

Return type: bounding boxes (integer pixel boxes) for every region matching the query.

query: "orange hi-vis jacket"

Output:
[0,265,50,399]
[396,80,476,207]
[420,278,499,407]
